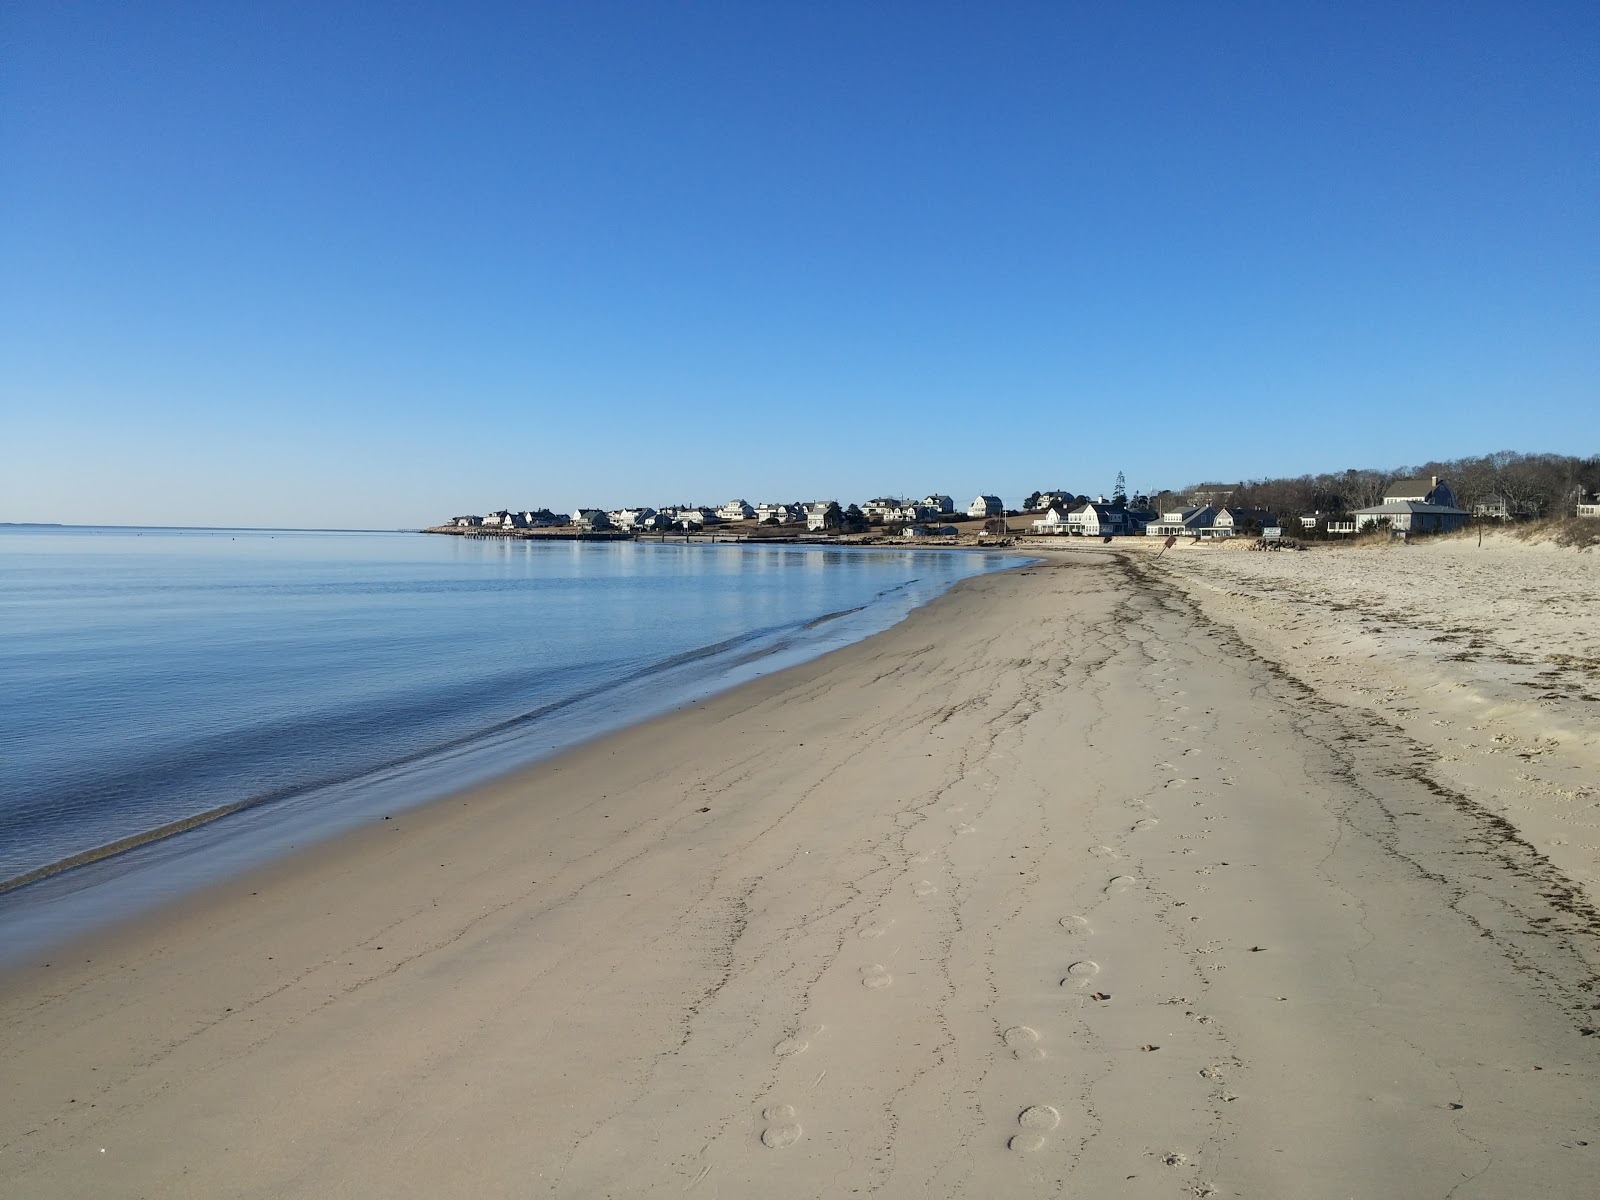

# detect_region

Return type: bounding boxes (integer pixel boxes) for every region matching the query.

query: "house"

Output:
[1144,506,1215,537]
[807,501,840,532]
[921,494,955,514]
[528,510,568,528]
[611,507,656,531]
[717,500,756,521]
[1353,477,1470,534]
[1029,504,1074,534]
[1473,494,1541,521]
[450,515,483,527]
[640,512,677,531]
[573,509,614,531]
[675,507,720,529]
[1205,508,1277,538]
[903,524,958,538]
[968,495,1005,519]
[1578,491,1600,519]
[1384,475,1459,506]
[1064,500,1140,537]
[756,502,800,524]
[860,497,904,523]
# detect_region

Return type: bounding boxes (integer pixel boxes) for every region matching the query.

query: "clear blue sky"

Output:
[3,1,1596,526]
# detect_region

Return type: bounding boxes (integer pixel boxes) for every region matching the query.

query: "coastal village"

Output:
[431,473,1600,545]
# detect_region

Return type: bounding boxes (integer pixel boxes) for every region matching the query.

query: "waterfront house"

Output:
[450,515,483,527]
[860,498,905,523]
[807,501,841,532]
[717,500,756,521]
[1145,506,1216,537]
[756,502,801,524]
[1029,504,1074,534]
[1064,500,1141,537]
[921,494,955,514]
[1384,476,1459,506]
[1353,477,1469,534]
[640,512,677,530]
[676,507,721,529]
[968,495,1005,519]
[574,509,614,531]
[1207,507,1277,538]
[611,507,656,531]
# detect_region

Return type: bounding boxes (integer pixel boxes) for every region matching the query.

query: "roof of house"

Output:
[1387,477,1441,497]
[1353,501,1470,516]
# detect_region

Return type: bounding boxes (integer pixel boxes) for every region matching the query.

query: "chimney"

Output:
[1431,475,1439,487]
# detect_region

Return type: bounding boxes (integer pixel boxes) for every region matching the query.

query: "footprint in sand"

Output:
[1061,961,1100,987]
[1088,845,1119,860]
[774,1036,809,1057]
[1132,818,1159,831]
[1058,914,1091,935]
[861,964,893,990]
[1165,778,1187,789]
[857,918,892,939]
[1008,1105,1060,1152]
[914,880,937,897]
[760,1104,802,1148]
[1002,1025,1046,1061]
[955,823,976,835]
[1105,875,1139,894]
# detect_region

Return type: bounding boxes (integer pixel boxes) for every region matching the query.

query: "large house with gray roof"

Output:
[1353,475,1471,534]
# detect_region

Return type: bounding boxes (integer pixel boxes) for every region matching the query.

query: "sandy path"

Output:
[2,553,1596,1197]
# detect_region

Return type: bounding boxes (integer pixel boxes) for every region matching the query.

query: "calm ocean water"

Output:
[0,527,1022,956]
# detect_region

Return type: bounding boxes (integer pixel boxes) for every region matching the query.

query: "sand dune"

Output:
[3,549,1597,1197]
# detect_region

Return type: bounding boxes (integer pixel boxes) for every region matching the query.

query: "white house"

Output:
[717,500,756,521]
[1029,504,1075,534]
[859,497,904,523]
[756,502,800,524]
[1578,491,1600,518]
[806,501,840,532]
[611,507,656,531]
[968,495,1005,519]
[1145,506,1216,537]
[1206,507,1277,538]
[1064,501,1140,537]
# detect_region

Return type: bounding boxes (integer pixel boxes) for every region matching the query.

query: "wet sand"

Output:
[3,549,1597,1197]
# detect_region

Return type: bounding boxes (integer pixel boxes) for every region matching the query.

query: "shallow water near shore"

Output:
[0,527,1024,957]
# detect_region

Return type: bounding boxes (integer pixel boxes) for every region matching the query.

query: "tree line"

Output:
[1154,450,1599,521]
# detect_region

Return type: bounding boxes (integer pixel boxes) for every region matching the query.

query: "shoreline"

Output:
[3,548,1596,1197]
[0,548,1033,962]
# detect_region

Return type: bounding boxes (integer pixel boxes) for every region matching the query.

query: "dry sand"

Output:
[3,547,1598,1197]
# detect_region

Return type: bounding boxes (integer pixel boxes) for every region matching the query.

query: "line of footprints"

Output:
[756,826,1154,1154]
[1001,849,1157,1155]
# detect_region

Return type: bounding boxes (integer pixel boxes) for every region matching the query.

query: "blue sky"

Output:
[3,1,1596,526]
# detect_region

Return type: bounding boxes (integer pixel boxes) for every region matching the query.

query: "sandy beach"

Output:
[4,545,1598,1198]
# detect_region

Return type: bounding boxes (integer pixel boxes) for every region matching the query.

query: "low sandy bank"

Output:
[3,553,1597,1198]
[1149,532,1600,908]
